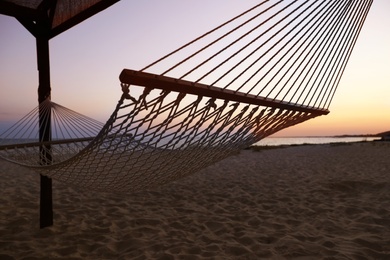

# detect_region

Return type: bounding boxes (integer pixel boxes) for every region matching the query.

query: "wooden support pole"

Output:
[37,34,53,229]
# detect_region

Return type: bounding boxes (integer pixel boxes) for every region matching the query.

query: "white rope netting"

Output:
[0,0,372,192]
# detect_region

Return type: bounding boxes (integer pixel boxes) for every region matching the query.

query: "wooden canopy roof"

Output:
[0,0,120,38]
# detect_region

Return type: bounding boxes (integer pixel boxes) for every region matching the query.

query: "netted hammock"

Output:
[0,0,372,192]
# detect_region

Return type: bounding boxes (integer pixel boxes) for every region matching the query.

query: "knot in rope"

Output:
[121,83,138,103]
[206,98,217,110]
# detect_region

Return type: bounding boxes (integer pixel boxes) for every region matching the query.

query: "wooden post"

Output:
[37,34,53,229]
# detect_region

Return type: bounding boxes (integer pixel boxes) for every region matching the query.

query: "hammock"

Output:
[0,0,372,193]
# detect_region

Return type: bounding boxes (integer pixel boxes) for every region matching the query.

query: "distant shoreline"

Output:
[254,136,382,147]
[272,130,390,139]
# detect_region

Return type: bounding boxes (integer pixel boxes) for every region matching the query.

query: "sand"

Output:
[0,141,389,259]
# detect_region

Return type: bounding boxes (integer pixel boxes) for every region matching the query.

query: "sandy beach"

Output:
[1,141,389,259]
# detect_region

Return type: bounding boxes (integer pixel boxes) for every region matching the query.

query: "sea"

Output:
[0,136,381,149]
[255,136,381,146]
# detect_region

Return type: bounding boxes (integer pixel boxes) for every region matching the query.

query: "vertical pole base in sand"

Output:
[40,175,53,228]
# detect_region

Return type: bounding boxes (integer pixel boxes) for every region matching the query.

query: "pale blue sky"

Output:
[0,0,389,136]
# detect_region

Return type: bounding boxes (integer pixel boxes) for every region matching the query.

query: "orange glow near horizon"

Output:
[275,111,389,137]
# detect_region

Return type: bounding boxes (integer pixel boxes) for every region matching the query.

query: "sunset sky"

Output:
[0,0,389,137]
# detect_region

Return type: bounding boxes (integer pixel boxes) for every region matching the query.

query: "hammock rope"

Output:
[0,0,373,192]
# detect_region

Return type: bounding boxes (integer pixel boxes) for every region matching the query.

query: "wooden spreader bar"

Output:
[0,137,94,151]
[120,69,329,116]
[0,133,132,151]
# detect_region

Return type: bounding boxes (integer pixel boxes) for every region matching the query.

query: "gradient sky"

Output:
[0,0,389,137]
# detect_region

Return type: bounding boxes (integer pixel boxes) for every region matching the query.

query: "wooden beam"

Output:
[16,17,38,37]
[0,2,42,21]
[49,0,120,38]
[119,69,329,116]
